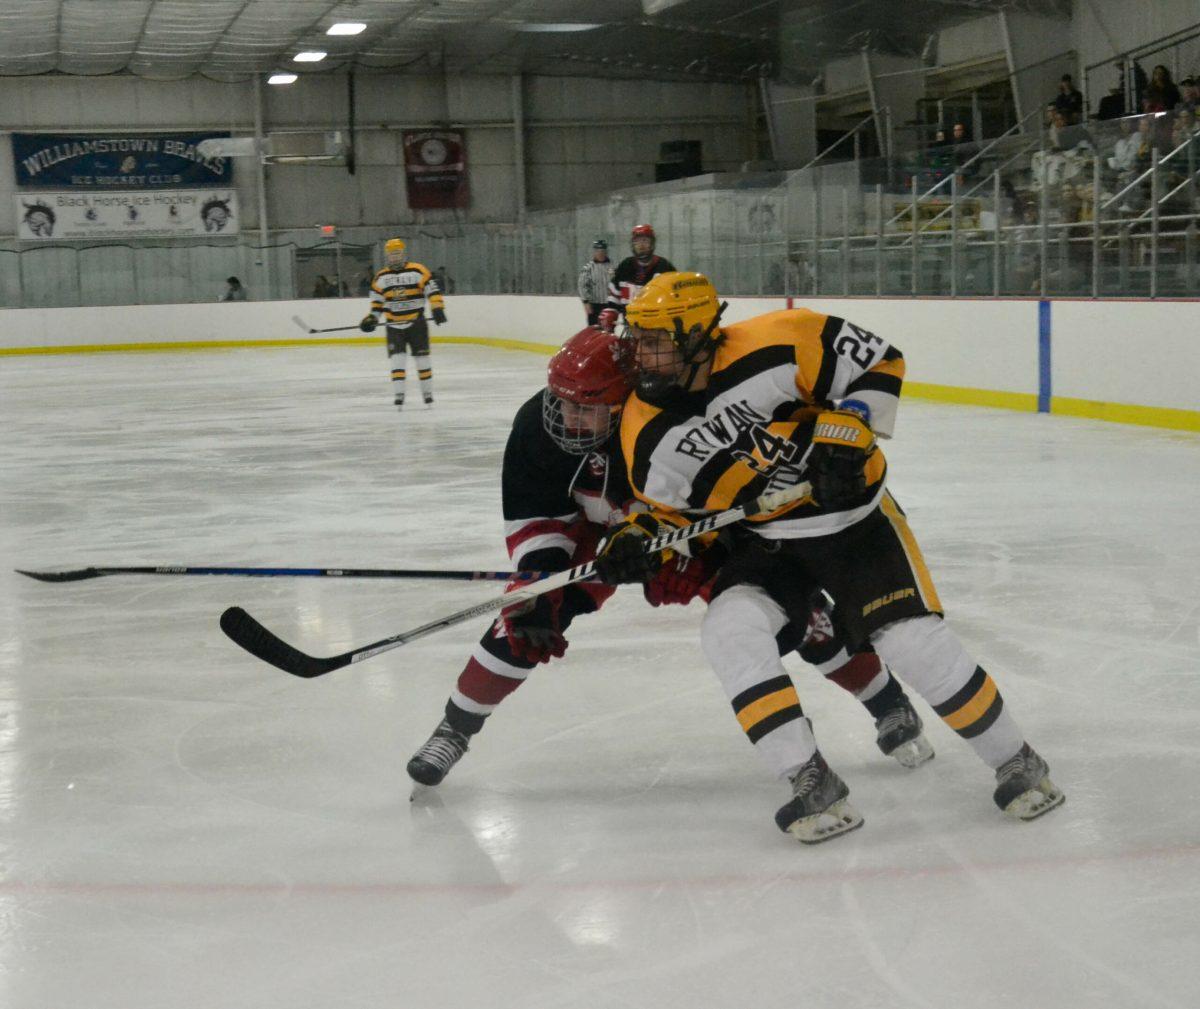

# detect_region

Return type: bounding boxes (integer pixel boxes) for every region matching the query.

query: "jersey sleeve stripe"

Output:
[845,370,903,398]
[706,344,796,399]
[810,315,843,405]
[508,532,576,563]
[631,408,679,493]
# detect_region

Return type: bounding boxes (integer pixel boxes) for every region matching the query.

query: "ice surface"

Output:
[1,342,1198,1009]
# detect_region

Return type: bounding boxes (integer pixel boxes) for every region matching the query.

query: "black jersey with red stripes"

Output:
[502,391,632,572]
[607,255,677,310]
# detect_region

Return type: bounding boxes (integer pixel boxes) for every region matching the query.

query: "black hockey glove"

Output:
[807,408,876,510]
[431,308,447,326]
[594,514,666,585]
[359,314,378,333]
[501,589,566,665]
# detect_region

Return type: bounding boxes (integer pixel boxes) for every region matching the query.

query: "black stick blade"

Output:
[16,568,103,582]
[219,607,346,679]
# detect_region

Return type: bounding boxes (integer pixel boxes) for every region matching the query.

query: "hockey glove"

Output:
[501,586,566,665]
[359,314,378,333]
[643,553,711,607]
[807,407,876,510]
[598,307,619,333]
[431,308,447,326]
[594,514,666,585]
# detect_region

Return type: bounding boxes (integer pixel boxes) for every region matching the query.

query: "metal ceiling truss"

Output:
[0,0,1076,83]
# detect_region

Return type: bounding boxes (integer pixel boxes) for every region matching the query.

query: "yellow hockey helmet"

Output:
[384,238,406,266]
[625,271,720,335]
[625,272,726,395]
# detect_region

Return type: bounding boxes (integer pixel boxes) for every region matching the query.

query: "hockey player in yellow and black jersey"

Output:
[404,326,933,790]
[360,238,447,409]
[594,271,1064,843]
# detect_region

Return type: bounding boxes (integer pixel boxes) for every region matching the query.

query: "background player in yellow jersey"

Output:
[360,238,447,409]
[596,271,1064,844]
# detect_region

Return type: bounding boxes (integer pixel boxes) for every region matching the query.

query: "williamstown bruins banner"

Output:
[11,132,233,190]
[16,189,239,241]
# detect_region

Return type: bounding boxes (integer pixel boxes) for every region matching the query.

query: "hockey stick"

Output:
[220,479,812,679]
[290,314,365,335]
[16,565,524,584]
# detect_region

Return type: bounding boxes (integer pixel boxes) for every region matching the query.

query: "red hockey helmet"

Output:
[631,223,656,257]
[543,326,635,453]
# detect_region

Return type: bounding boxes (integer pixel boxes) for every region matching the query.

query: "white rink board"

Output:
[1052,300,1200,412]
[794,297,1041,397]
[2,293,1197,426]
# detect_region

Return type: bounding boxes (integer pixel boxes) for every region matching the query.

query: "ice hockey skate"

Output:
[774,750,864,844]
[394,396,404,411]
[406,718,470,787]
[423,394,434,406]
[875,697,935,768]
[993,742,1064,820]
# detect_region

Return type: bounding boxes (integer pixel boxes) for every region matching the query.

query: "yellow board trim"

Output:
[904,382,1038,412]
[0,334,558,358]
[3,338,1195,432]
[940,675,998,731]
[736,687,800,734]
[1050,396,1200,432]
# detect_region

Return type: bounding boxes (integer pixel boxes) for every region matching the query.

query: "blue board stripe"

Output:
[1038,300,1052,413]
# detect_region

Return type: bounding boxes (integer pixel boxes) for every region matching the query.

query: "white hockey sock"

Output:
[389,352,407,400]
[871,615,1024,768]
[702,586,818,779]
[414,352,432,399]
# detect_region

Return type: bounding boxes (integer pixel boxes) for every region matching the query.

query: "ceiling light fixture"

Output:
[327,22,366,36]
[515,23,602,33]
[268,72,298,85]
[293,51,327,62]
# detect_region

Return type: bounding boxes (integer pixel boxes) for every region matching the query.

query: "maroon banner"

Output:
[402,130,469,209]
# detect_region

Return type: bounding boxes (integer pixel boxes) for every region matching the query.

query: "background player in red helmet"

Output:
[599,223,675,333]
[405,327,933,789]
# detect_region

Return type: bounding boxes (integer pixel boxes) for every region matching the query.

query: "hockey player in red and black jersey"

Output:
[405,326,933,789]
[594,272,1064,842]
[598,223,675,333]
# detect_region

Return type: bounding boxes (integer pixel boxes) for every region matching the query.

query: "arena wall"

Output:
[0,295,1196,431]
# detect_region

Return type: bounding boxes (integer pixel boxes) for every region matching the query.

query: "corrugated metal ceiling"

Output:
[0,0,1072,83]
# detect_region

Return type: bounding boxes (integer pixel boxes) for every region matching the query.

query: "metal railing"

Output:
[3,114,1200,309]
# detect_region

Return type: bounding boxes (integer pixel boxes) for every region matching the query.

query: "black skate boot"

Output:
[993,742,1064,820]
[774,750,864,844]
[875,697,935,768]
[423,393,434,406]
[394,395,405,411]
[406,718,469,786]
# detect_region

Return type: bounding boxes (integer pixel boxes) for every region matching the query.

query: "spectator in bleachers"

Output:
[1171,108,1196,149]
[1053,75,1084,124]
[219,276,247,302]
[1177,77,1198,114]
[1144,65,1181,113]
[1107,117,1140,174]
[1097,79,1126,121]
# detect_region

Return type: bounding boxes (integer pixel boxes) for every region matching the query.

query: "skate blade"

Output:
[888,734,935,769]
[786,799,865,845]
[1003,777,1065,821]
[409,782,442,805]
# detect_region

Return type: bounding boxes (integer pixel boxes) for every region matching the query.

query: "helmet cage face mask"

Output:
[385,239,406,268]
[541,390,618,454]
[631,224,655,259]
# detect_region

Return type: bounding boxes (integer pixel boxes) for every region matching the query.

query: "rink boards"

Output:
[0,293,1197,431]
